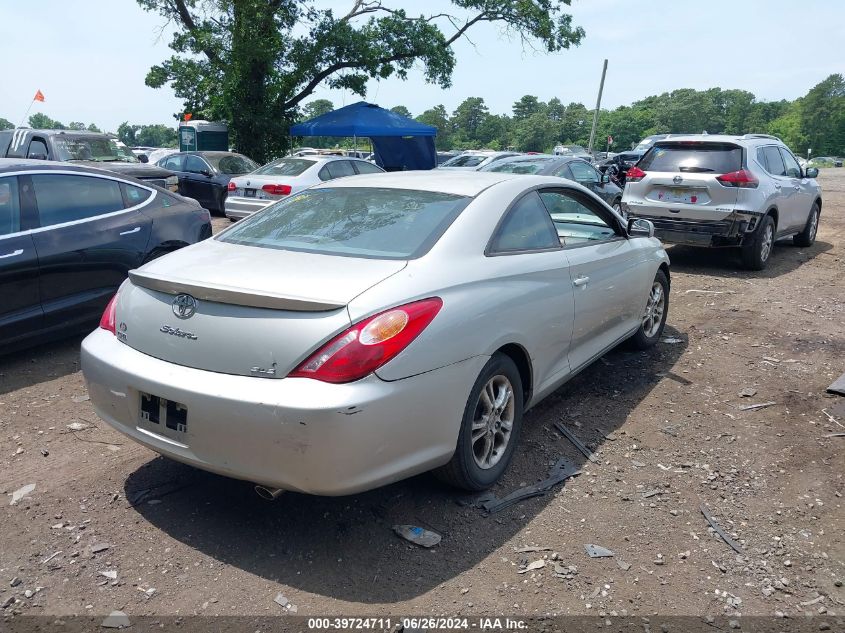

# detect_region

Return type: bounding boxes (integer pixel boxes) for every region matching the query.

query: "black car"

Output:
[0,159,211,353]
[481,154,624,211]
[157,151,258,214]
[0,129,179,191]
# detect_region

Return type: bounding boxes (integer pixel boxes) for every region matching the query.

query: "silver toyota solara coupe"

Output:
[81,171,670,496]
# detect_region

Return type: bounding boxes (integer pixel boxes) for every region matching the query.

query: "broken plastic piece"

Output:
[393,525,441,548]
[584,544,614,558]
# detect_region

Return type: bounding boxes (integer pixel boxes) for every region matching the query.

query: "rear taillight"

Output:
[262,184,292,196]
[289,298,443,383]
[227,181,236,191]
[716,169,758,188]
[626,166,646,182]
[99,295,117,335]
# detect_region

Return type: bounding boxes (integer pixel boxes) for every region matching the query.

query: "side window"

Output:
[552,164,574,179]
[317,166,332,181]
[489,191,560,254]
[539,190,617,246]
[761,146,786,176]
[184,155,209,173]
[779,148,801,178]
[121,183,153,206]
[0,177,21,236]
[163,155,183,171]
[31,175,124,227]
[326,161,356,179]
[27,138,49,159]
[568,161,599,184]
[352,161,382,175]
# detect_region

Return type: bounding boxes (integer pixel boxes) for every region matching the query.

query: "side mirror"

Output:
[201,169,213,178]
[601,173,610,184]
[804,167,819,179]
[138,154,149,163]
[627,217,655,238]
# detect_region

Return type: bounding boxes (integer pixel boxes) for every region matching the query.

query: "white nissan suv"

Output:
[621,134,822,269]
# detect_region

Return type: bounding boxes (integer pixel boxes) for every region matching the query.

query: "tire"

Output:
[793,202,820,247]
[627,269,669,350]
[741,214,775,270]
[141,248,170,264]
[434,353,524,491]
[611,198,622,213]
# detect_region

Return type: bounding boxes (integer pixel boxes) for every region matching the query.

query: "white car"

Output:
[224,155,384,220]
[438,151,521,171]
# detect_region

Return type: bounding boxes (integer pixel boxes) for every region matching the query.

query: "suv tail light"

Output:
[716,169,758,188]
[227,181,236,191]
[262,184,292,196]
[289,298,443,383]
[626,166,646,182]
[99,295,118,335]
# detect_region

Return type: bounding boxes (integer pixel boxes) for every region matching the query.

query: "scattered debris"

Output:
[91,543,111,554]
[684,289,732,295]
[800,307,816,314]
[72,394,91,403]
[127,480,189,507]
[481,458,579,513]
[584,544,614,558]
[514,546,552,553]
[700,504,743,554]
[41,551,62,564]
[661,337,684,344]
[762,356,781,363]
[827,371,845,397]
[2,596,15,609]
[393,525,441,548]
[66,422,91,432]
[739,401,776,411]
[739,387,758,398]
[517,560,545,574]
[824,433,845,438]
[553,422,598,463]
[642,489,661,499]
[616,559,632,571]
[9,483,35,505]
[40,449,49,457]
[99,570,117,580]
[274,593,289,608]
[101,611,130,628]
[455,491,496,508]
[800,596,824,607]
[10,577,21,587]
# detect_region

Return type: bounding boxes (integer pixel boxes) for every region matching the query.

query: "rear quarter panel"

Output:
[143,194,211,252]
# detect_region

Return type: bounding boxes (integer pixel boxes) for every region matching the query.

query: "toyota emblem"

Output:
[172,294,198,319]
[673,175,683,184]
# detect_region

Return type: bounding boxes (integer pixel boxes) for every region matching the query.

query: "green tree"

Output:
[451,97,490,147]
[800,74,845,156]
[513,112,555,152]
[0,118,14,130]
[28,113,65,129]
[512,95,544,120]
[136,124,178,147]
[390,105,412,118]
[138,0,584,162]
[416,104,451,148]
[117,122,139,145]
[67,121,88,131]
[302,99,335,120]
[87,123,102,133]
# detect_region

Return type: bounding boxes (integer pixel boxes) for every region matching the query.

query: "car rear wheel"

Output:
[434,353,524,491]
[612,198,622,213]
[793,203,820,247]
[627,269,669,350]
[741,214,775,270]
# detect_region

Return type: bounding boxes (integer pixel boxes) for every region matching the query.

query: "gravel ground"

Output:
[1,170,843,621]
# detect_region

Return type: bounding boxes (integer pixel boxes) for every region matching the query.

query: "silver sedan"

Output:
[81,171,670,496]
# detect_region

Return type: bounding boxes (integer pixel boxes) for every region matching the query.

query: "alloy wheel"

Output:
[760,223,774,262]
[642,281,665,338]
[471,375,515,470]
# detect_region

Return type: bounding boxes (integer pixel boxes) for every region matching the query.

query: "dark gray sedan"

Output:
[481,154,623,212]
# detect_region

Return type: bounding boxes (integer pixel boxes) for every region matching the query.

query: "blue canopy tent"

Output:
[289,101,437,171]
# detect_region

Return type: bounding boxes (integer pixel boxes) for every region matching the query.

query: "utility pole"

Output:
[587,59,608,157]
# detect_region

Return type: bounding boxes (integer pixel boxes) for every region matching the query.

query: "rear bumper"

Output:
[224,196,273,219]
[627,211,762,247]
[81,329,483,495]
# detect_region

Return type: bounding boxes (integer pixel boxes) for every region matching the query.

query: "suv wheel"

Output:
[741,214,775,270]
[793,203,820,247]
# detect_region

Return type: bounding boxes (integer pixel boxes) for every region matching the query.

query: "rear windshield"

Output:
[218,187,469,259]
[442,154,487,167]
[639,143,742,174]
[486,158,553,174]
[205,154,258,175]
[252,158,314,177]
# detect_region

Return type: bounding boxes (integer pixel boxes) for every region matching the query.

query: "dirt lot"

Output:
[1,170,843,623]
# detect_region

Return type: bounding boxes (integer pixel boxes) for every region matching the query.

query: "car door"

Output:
[0,175,43,346]
[538,188,649,371]
[160,153,186,196]
[26,172,153,331]
[485,191,575,387]
[779,147,815,231]
[757,145,800,232]
[182,154,215,208]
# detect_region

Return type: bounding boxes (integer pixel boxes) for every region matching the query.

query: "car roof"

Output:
[12,129,115,137]
[654,134,784,146]
[0,158,143,180]
[314,169,519,197]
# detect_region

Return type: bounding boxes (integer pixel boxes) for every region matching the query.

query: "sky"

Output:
[1,0,843,133]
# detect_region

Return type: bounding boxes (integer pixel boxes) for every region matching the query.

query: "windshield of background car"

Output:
[54,136,139,163]
[638,143,742,173]
[219,187,470,259]
[442,154,487,167]
[487,158,553,174]
[205,154,259,175]
[557,146,586,155]
[251,158,314,177]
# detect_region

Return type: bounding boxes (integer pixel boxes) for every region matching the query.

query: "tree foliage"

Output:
[138,0,584,162]
[117,122,178,147]
[0,118,14,131]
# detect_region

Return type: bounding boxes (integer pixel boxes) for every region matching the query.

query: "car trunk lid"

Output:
[115,239,406,377]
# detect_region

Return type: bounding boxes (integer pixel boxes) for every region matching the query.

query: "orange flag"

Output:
[184,112,193,122]
[34,90,45,102]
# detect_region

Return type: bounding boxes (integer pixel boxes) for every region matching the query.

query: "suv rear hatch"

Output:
[114,239,406,378]
[625,141,744,221]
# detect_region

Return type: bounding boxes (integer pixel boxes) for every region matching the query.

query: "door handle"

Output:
[0,249,23,259]
[119,227,141,236]
[773,183,781,189]
[573,276,590,287]
[793,185,801,191]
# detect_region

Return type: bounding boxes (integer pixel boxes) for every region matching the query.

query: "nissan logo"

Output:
[172,294,198,319]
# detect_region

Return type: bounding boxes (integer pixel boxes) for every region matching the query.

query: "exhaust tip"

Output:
[254,485,285,501]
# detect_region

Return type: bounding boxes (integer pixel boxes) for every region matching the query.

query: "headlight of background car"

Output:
[165,175,179,192]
